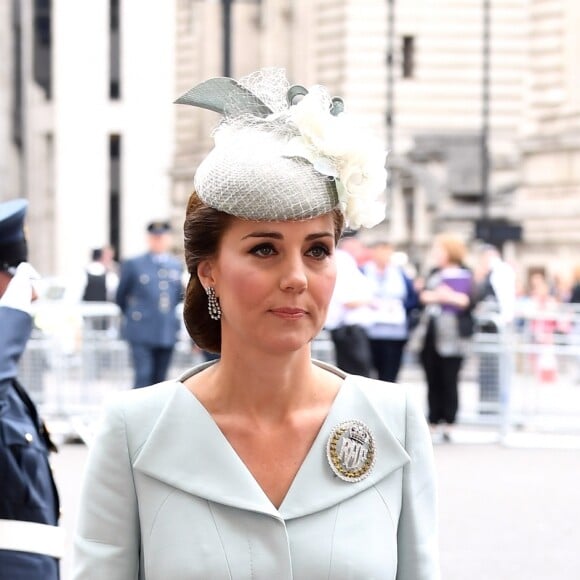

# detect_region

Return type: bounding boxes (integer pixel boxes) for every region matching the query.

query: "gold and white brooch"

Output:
[326,420,376,482]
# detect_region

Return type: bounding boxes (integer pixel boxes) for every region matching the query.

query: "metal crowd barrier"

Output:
[459,302,580,442]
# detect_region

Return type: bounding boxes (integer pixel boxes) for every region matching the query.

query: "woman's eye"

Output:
[306,244,331,259]
[250,243,277,257]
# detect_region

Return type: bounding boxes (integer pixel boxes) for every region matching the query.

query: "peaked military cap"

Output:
[0,199,28,271]
[147,221,172,235]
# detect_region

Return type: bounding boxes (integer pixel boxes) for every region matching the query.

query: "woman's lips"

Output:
[270,307,307,319]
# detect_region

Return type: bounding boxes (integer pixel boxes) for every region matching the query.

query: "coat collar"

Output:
[133,362,410,521]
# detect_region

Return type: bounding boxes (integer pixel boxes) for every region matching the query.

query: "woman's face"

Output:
[200,214,337,355]
[372,244,393,269]
[432,240,450,268]
[529,273,549,298]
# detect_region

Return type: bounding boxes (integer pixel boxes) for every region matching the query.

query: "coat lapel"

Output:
[133,384,281,519]
[279,377,410,520]
[133,365,410,521]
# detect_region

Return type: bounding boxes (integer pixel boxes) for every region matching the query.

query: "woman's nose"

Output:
[280,256,308,292]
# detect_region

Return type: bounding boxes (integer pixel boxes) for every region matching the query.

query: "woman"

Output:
[363,240,419,382]
[73,69,439,579]
[416,234,473,442]
[527,271,562,382]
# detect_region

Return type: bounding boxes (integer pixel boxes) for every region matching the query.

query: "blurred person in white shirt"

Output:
[474,244,516,325]
[325,245,374,376]
[80,246,120,303]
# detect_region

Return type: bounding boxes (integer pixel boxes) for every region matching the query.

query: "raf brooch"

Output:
[326,420,376,482]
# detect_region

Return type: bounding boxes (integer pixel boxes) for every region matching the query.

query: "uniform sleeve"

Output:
[0,307,32,383]
[115,260,133,313]
[396,393,440,580]
[72,401,140,580]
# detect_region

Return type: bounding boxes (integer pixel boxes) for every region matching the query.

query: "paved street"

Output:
[52,435,580,580]
[433,442,580,580]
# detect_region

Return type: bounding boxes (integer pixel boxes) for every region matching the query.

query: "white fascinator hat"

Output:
[176,68,387,230]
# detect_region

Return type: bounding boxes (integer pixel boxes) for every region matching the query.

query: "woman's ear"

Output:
[197,259,215,289]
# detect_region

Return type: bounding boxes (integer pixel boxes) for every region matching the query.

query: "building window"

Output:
[109,0,121,99]
[402,35,414,79]
[33,0,52,98]
[109,135,122,257]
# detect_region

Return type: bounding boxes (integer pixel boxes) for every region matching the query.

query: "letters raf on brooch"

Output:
[326,420,376,482]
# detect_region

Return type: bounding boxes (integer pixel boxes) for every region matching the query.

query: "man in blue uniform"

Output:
[116,221,184,388]
[0,199,62,579]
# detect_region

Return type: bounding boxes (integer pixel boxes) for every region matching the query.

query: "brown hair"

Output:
[182,191,345,353]
[434,233,467,266]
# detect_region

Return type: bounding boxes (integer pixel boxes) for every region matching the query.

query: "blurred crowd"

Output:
[326,234,580,359]
[323,232,580,440]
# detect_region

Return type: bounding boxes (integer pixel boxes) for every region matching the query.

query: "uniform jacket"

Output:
[73,362,439,580]
[116,253,183,347]
[0,306,60,580]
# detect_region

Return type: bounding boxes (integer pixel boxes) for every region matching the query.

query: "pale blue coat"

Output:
[72,362,440,579]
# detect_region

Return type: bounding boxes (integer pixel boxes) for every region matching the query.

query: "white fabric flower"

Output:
[286,87,387,229]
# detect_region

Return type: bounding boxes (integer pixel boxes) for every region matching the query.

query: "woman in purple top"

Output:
[416,233,473,442]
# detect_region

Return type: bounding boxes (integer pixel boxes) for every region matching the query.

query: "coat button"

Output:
[24,432,34,443]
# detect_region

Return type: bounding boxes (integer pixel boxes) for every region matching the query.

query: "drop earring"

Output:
[206,286,221,320]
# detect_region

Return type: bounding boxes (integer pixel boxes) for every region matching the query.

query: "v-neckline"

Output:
[178,362,350,512]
